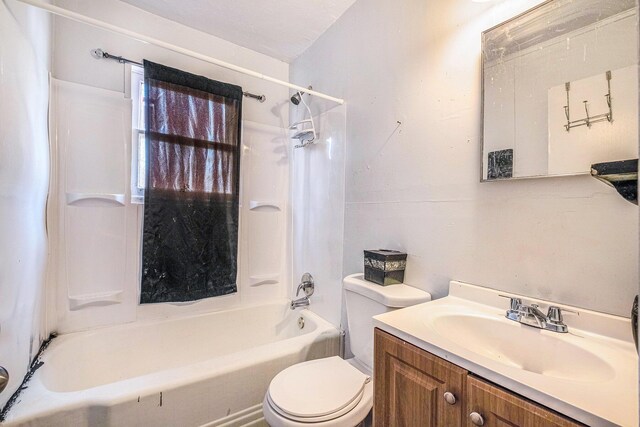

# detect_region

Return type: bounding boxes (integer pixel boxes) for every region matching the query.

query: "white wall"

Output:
[48,0,292,332]
[0,0,51,408]
[291,0,638,317]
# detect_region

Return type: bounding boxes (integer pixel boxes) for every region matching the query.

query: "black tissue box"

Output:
[363,249,407,286]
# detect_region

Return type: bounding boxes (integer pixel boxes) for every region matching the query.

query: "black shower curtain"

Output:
[140,60,242,303]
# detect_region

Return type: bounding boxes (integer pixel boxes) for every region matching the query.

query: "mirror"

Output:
[481,0,638,181]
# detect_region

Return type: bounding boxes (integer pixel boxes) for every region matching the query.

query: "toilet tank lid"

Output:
[343,273,431,308]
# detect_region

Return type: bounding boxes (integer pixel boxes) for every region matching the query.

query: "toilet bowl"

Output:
[263,274,431,426]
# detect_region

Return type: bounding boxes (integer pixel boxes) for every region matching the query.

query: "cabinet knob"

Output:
[443,391,456,405]
[469,412,485,426]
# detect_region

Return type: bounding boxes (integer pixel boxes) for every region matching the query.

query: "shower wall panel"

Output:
[239,121,290,301]
[49,79,138,333]
[48,82,292,331]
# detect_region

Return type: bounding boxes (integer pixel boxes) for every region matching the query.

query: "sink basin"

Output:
[427,312,615,383]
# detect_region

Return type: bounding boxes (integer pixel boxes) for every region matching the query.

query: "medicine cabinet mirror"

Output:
[481,0,638,181]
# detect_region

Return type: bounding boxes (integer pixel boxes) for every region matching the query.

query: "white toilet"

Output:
[263,273,431,427]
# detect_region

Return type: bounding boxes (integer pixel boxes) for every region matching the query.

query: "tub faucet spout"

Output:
[290,295,310,309]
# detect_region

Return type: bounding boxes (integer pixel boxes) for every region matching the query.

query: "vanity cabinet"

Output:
[466,376,581,426]
[374,329,583,427]
[374,327,467,426]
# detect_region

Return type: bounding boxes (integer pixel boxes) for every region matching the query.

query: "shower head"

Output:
[290,86,312,105]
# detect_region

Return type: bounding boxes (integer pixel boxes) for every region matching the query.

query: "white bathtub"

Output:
[3,302,340,427]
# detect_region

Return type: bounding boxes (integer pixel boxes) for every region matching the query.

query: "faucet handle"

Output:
[547,306,563,323]
[547,306,578,323]
[296,273,315,297]
[499,294,522,311]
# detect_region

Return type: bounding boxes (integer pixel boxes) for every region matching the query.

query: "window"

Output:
[130,65,145,203]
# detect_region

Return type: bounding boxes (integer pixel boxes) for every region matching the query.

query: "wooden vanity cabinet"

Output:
[374,329,583,427]
[466,376,582,427]
[374,328,467,426]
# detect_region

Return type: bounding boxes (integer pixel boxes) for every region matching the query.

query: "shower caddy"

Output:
[290,88,317,148]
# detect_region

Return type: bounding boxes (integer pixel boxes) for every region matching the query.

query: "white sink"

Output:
[426,312,615,382]
[373,281,638,427]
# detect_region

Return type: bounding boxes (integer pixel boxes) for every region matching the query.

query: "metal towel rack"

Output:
[563,71,613,132]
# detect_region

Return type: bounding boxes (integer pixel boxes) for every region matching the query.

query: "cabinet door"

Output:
[374,328,467,426]
[466,376,584,427]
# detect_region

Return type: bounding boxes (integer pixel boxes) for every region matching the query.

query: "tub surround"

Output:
[3,303,339,426]
[373,281,638,426]
[48,0,292,334]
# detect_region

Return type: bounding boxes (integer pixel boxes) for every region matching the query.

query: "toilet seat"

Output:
[264,357,373,426]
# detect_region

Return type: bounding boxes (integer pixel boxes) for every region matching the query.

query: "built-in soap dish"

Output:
[69,290,123,310]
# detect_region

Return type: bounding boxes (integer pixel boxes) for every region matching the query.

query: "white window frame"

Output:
[130,65,145,204]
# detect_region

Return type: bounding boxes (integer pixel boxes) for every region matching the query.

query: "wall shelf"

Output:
[69,290,123,310]
[249,274,280,287]
[249,201,281,211]
[66,192,126,207]
[591,159,638,204]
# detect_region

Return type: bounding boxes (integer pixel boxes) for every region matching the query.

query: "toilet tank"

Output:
[343,273,431,372]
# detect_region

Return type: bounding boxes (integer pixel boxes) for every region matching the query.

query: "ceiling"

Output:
[119,0,358,62]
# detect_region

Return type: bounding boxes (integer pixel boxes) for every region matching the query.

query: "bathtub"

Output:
[3,302,340,427]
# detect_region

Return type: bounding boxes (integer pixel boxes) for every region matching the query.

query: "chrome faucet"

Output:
[291,273,314,310]
[290,294,310,309]
[502,296,576,333]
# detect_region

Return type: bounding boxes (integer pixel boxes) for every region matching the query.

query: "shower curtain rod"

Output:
[92,48,267,102]
[13,0,345,105]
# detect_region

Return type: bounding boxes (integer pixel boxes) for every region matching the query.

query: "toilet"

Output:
[263,273,431,427]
